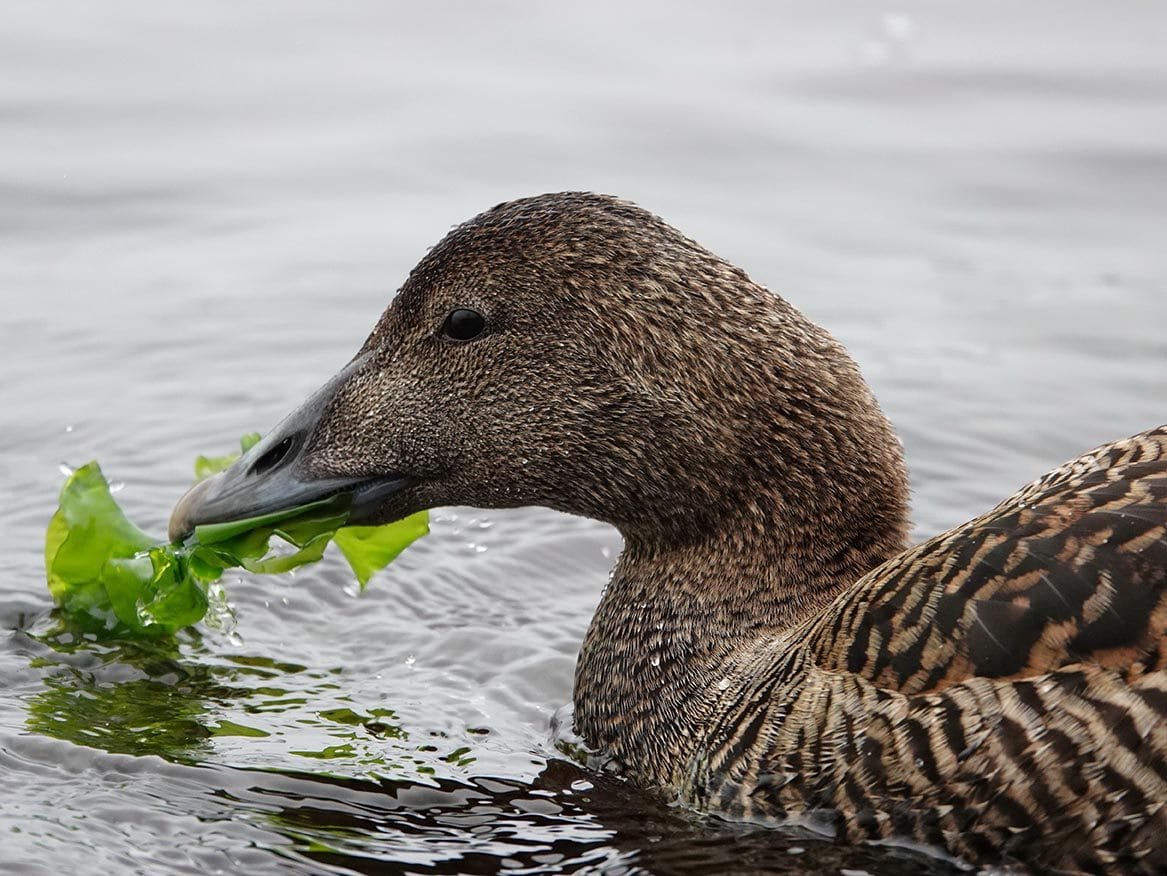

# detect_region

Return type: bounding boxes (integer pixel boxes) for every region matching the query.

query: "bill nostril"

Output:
[250,435,297,477]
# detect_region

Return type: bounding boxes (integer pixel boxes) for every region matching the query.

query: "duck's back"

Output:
[693,426,1167,873]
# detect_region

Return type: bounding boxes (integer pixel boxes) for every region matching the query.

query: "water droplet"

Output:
[108,480,125,493]
[600,546,611,559]
[203,582,237,634]
[717,677,731,691]
[649,655,661,668]
[914,757,925,769]
[64,425,74,433]
[404,654,416,667]
[58,463,74,477]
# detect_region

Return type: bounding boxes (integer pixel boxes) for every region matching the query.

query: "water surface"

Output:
[2,2,1166,873]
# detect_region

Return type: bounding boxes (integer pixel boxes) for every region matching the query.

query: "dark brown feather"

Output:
[807,427,1167,693]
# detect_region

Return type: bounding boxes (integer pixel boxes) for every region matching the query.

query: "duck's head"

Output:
[170,192,908,569]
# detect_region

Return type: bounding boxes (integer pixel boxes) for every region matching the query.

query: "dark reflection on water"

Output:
[177,762,957,875]
[11,626,961,874]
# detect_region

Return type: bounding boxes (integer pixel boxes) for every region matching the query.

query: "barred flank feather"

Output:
[691,428,1167,873]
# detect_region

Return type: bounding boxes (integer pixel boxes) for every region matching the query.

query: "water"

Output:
[2,2,1165,873]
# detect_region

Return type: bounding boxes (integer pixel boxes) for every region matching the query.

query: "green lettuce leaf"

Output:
[45,463,213,636]
[333,515,429,587]
[44,436,428,638]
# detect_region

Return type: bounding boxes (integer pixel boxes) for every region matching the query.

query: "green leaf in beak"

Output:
[44,435,427,639]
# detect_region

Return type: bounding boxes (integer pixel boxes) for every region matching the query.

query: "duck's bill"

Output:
[168,359,408,543]
[168,456,408,543]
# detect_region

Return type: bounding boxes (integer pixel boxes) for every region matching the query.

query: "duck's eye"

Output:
[442,308,487,342]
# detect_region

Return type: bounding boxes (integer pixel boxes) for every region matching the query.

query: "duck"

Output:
[169,192,1167,874]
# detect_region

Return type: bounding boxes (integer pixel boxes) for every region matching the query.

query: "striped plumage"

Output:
[168,193,1167,874]
[687,427,1167,872]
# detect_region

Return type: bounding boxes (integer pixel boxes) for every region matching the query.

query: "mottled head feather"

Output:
[313,192,910,576]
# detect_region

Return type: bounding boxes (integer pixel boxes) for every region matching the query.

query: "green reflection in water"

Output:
[22,628,479,778]
[24,631,254,763]
[211,719,271,738]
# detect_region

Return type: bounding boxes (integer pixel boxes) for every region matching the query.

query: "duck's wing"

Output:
[804,425,1167,695]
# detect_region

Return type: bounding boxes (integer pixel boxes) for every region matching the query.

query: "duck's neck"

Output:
[573,487,908,786]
